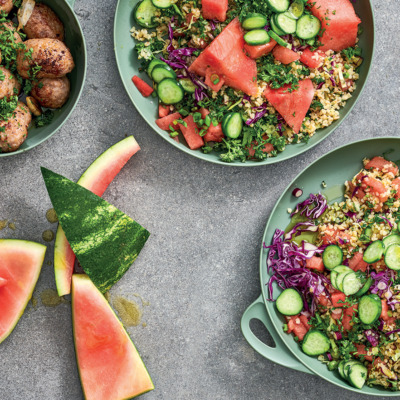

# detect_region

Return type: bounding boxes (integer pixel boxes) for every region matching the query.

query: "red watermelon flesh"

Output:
[0,240,46,344]
[308,0,361,52]
[72,275,154,400]
[189,18,258,96]
[244,39,277,59]
[272,45,300,65]
[178,115,204,150]
[54,136,141,296]
[156,112,182,131]
[202,0,228,22]
[300,48,325,69]
[263,79,315,133]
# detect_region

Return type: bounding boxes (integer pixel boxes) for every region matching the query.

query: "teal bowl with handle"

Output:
[114,0,374,166]
[242,138,400,395]
[0,0,87,158]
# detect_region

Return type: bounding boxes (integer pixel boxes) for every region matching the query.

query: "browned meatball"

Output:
[0,0,13,14]
[16,38,74,79]
[31,76,70,109]
[0,66,21,99]
[24,4,64,41]
[0,102,32,152]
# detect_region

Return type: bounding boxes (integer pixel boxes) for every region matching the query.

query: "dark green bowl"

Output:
[114,0,374,166]
[0,0,87,158]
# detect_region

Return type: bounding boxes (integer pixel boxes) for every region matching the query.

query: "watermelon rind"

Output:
[0,240,46,344]
[54,136,141,296]
[42,167,150,294]
[72,275,154,400]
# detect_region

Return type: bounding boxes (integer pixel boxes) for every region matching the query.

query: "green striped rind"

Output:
[41,168,150,293]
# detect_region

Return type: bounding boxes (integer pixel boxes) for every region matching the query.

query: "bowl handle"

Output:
[241,295,313,374]
[66,0,76,7]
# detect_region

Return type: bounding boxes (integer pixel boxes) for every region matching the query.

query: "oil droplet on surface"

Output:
[0,220,7,231]
[113,297,142,327]
[142,322,147,328]
[133,293,150,307]
[46,208,58,223]
[42,230,55,242]
[8,222,16,231]
[40,289,69,307]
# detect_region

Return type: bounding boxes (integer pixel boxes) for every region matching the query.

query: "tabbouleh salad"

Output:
[130,0,363,163]
[267,156,400,391]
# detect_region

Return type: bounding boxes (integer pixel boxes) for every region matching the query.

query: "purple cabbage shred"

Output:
[290,193,328,220]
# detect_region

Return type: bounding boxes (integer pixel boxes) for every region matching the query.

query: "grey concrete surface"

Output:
[1,0,400,399]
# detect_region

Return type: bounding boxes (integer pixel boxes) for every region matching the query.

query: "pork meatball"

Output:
[31,76,70,109]
[24,4,64,41]
[16,38,74,79]
[0,66,21,99]
[0,0,13,14]
[0,102,32,152]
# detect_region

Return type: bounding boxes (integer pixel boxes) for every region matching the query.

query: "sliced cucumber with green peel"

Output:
[270,15,285,36]
[336,271,352,292]
[276,288,303,316]
[157,78,184,104]
[363,240,384,263]
[383,234,400,251]
[179,78,196,94]
[342,273,362,296]
[151,0,172,9]
[296,15,321,40]
[147,59,167,78]
[134,0,158,28]
[331,265,352,290]
[275,12,297,35]
[301,330,330,356]
[269,30,290,48]
[288,0,304,19]
[322,245,343,271]
[338,360,346,379]
[354,277,373,297]
[385,243,400,270]
[244,29,271,46]
[242,13,268,30]
[358,294,382,325]
[151,65,177,83]
[347,363,368,389]
[222,112,243,139]
[344,360,361,379]
[330,270,339,289]
[266,0,289,13]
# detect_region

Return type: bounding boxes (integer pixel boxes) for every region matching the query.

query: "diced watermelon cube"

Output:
[131,76,154,97]
[353,343,373,362]
[202,0,228,22]
[205,67,225,92]
[331,292,349,308]
[158,104,170,118]
[305,256,325,272]
[156,112,181,131]
[204,123,224,142]
[365,156,399,176]
[199,108,210,119]
[300,48,325,69]
[244,39,277,59]
[272,45,300,65]
[178,115,204,150]
[392,178,400,199]
[348,252,368,273]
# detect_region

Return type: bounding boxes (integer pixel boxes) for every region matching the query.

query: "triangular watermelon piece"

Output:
[41,168,150,293]
[263,79,315,134]
[54,136,141,297]
[72,275,154,400]
[0,240,46,344]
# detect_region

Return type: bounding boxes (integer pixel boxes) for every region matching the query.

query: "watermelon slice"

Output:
[300,48,325,69]
[54,136,141,296]
[263,79,315,134]
[42,168,150,294]
[72,275,154,400]
[178,115,204,150]
[308,0,361,52]
[156,112,182,131]
[189,18,258,96]
[0,240,46,344]
[272,45,300,65]
[201,0,228,22]
[244,40,277,59]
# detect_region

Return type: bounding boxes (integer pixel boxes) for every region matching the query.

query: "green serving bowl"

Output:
[114,0,374,166]
[242,138,400,395]
[0,0,87,158]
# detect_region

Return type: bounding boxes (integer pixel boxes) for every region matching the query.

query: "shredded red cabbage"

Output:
[364,329,379,347]
[330,76,336,86]
[246,109,268,125]
[379,216,393,228]
[290,193,328,220]
[317,82,324,90]
[326,353,333,361]
[284,221,318,241]
[385,329,400,336]
[370,270,394,297]
[333,331,342,340]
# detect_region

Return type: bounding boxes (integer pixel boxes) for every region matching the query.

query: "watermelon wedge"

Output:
[189,18,258,96]
[42,168,150,294]
[201,0,228,22]
[72,275,154,400]
[0,240,46,344]
[308,0,361,52]
[244,39,277,59]
[263,79,315,134]
[54,136,141,296]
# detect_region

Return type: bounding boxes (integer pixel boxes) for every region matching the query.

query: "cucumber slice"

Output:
[151,65,177,83]
[151,0,172,9]
[383,234,400,251]
[222,112,243,139]
[306,38,315,46]
[275,12,297,35]
[333,265,353,274]
[338,360,346,379]
[147,59,167,78]
[330,270,339,290]
[269,30,290,48]
[242,13,268,30]
[363,240,384,263]
[301,330,330,356]
[296,15,321,40]
[270,15,285,36]
[157,78,184,105]
[342,273,363,296]
[323,245,343,271]
[134,0,158,28]
[358,295,382,325]
[179,78,196,94]
[336,271,352,292]
[266,0,289,13]
[276,288,303,316]
[347,363,368,389]
[360,226,372,243]
[288,0,304,19]
[244,29,271,46]
[385,243,400,270]
[354,277,373,297]
[344,361,362,380]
